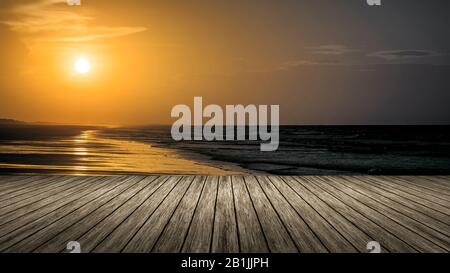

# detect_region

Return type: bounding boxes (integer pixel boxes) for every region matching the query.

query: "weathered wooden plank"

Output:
[257,176,330,253]
[4,176,145,253]
[310,176,446,253]
[395,176,450,196]
[386,176,450,200]
[34,176,158,253]
[0,175,447,253]
[182,176,218,253]
[232,176,268,253]
[244,176,298,253]
[352,176,450,225]
[211,176,239,253]
[71,176,167,253]
[0,176,58,199]
[340,177,450,232]
[122,176,194,253]
[364,177,450,216]
[294,176,416,253]
[0,176,100,223]
[270,176,363,253]
[0,176,88,211]
[0,176,124,251]
[421,176,450,190]
[0,176,32,186]
[92,176,179,253]
[0,176,43,189]
[152,176,206,253]
[322,176,450,251]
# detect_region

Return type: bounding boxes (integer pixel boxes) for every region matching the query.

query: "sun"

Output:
[74,57,91,74]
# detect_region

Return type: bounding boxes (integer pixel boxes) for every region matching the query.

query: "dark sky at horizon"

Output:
[0,0,449,125]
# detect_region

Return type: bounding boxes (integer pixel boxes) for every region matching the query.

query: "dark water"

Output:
[99,125,450,175]
[1,124,449,175]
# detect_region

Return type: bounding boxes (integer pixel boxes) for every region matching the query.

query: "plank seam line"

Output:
[118,176,184,253]
[149,176,196,253]
[179,176,208,253]
[30,176,148,252]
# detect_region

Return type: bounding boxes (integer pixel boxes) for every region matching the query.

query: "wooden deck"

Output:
[0,175,448,253]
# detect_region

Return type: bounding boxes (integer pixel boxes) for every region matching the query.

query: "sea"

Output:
[1,123,449,176]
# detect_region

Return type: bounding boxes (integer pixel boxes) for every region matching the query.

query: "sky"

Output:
[0,0,449,125]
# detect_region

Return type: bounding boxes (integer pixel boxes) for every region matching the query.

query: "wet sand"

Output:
[0,130,250,175]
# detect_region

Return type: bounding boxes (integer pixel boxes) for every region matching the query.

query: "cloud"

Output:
[276,60,341,70]
[368,50,440,60]
[308,45,356,55]
[2,0,147,43]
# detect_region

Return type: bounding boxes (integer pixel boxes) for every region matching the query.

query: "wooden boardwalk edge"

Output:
[0,175,448,253]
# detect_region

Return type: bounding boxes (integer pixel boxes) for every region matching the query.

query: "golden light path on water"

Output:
[0,130,249,176]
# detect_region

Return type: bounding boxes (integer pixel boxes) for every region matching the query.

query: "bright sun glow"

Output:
[74,58,91,74]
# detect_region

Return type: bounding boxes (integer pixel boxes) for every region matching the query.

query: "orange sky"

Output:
[1,0,449,125]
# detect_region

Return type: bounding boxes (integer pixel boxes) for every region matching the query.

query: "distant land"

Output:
[0,118,25,125]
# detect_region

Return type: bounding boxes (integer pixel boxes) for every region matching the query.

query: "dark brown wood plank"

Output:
[122,176,194,253]
[152,176,206,253]
[232,176,269,253]
[92,176,179,253]
[294,176,416,253]
[182,176,218,253]
[211,176,239,253]
[270,176,364,253]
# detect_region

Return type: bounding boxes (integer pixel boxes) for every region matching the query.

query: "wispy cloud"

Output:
[277,59,341,70]
[308,45,356,55]
[2,0,147,42]
[368,50,440,60]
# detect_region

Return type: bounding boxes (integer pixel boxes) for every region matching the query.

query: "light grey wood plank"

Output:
[0,176,124,251]
[92,176,179,253]
[34,176,158,253]
[354,176,450,224]
[322,176,450,251]
[0,176,100,223]
[294,176,416,253]
[310,176,446,253]
[244,176,298,253]
[4,176,144,253]
[0,176,56,199]
[365,176,450,215]
[152,176,206,253]
[387,176,450,200]
[340,176,450,231]
[0,176,87,211]
[182,176,218,253]
[75,176,167,253]
[232,176,269,253]
[270,176,363,253]
[211,176,239,253]
[122,176,194,253]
